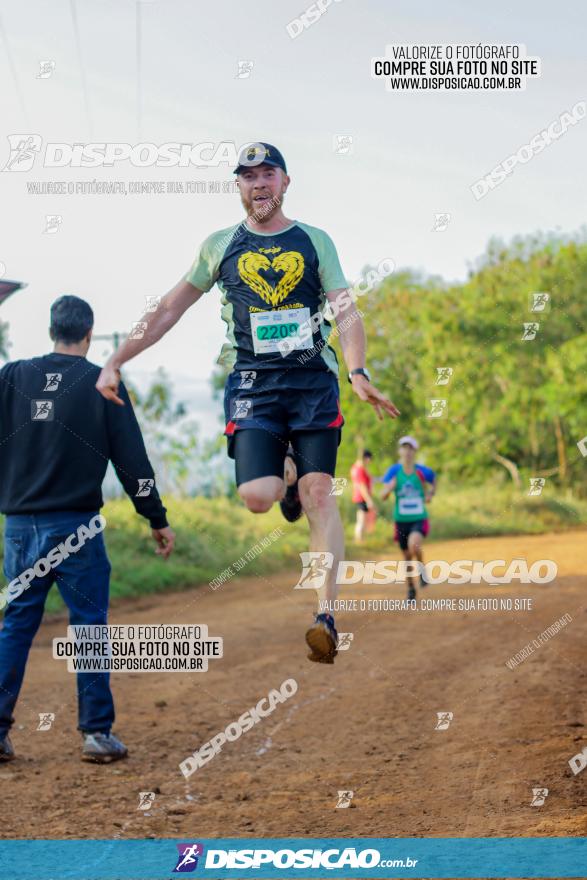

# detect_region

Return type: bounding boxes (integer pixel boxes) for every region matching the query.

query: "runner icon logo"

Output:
[530,292,550,312]
[531,787,549,806]
[435,712,453,730]
[136,478,154,497]
[37,60,56,79]
[432,212,451,231]
[528,477,546,496]
[173,843,204,873]
[329,477,347,496]
[294,552,334,590]
[435,367,453,385]
[2,134,42,171]
[36,712,55,731]
[137,791,156,810]
[333,135,353,155]
[31,400,54,421]
[43,373,62,391]
[236,60,254,79]
[232,399,253,419]
[336,790,354,808]
[238,370,256,389]
[428,398,447,418]
[522,322,539,341]
[130,321,148,339]
[145,295,161,312]
[44,215,62,234]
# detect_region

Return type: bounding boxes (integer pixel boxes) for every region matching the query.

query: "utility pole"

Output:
[92,331,128,351]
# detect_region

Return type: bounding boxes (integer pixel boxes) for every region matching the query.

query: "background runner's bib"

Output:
[394,467,428,522]
[250,307,312,355]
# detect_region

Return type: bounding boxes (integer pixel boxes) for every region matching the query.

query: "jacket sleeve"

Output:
[105,381,169,529]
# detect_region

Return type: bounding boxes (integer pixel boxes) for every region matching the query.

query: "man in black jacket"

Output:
[0,295,174,763]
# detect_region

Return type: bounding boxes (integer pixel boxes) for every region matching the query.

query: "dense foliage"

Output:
[335,233,587,492]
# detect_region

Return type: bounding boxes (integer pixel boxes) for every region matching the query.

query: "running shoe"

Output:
[420,567,428,589]
[306,613,338,664]
[0,734,14,762]
[81,731,128,764]
[407,583,417,601]
[280,452,303,523]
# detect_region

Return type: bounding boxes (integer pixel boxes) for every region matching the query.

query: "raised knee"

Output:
[238,487,275,513]
[299,479,335,513]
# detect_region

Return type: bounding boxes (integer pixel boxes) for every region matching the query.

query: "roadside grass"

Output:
[1,486,585,613]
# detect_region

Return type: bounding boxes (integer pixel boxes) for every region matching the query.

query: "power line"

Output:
[69,0,93,138]
[0,12,29,127]
[136,2,142,141]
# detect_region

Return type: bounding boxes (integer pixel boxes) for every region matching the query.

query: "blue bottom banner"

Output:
[0,837,585,878]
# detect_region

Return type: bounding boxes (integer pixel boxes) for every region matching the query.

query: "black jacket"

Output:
[0,353,168,528]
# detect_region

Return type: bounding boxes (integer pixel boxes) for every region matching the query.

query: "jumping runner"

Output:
[381,436,437,600]
[96,142,399,663]
[350,449,374,543]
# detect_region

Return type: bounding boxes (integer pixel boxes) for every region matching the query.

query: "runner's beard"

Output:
[243,192,284,224]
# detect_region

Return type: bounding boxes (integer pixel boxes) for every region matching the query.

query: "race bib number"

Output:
[398,496,424,516]
[250,307,312,355]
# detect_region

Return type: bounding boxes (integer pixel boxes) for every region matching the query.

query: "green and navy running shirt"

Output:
[393,467,428,523]
[185,221,348,376]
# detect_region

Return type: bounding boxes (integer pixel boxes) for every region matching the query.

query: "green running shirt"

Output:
[185,220,348,376]
[394,467,428,522]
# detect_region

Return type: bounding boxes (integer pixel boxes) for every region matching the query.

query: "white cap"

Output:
[398,435,419,450]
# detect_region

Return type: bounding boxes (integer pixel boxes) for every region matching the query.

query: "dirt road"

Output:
[1,531,586,843]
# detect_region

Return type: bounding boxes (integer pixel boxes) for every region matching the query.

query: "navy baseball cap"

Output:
[234,142,287,175]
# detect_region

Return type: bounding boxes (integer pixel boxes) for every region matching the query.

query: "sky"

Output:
[1,0,586,437]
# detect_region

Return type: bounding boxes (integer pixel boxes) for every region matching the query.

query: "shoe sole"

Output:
[305,623,337,663]
[0,753,15,762]
[280,505,303,523]
[279,493,303,523]
[81,751,128,764]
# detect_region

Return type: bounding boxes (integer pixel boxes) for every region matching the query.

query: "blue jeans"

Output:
[0,510,115,737]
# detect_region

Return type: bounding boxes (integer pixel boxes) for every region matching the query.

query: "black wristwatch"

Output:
[348,367,371,384]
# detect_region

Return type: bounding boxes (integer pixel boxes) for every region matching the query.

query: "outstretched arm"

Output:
[381,476,397,501]
[325,289,400,420]
[96,278,204,405]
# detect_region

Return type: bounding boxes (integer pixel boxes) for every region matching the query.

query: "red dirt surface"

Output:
[1,531,585,877]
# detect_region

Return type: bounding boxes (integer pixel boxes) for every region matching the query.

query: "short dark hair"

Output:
[50,295,94,344]
[362,449,373,459]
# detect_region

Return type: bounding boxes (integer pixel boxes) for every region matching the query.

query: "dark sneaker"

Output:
[407,583,417,601]
[81,732,128,764]
[280,453,303,523]
[306,613,338,664]
[0,734,15,762]
[420,565,428,589]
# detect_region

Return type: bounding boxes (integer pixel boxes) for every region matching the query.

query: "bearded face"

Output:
[237,164,289,223]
